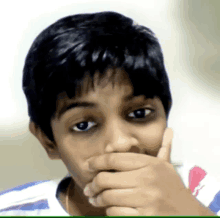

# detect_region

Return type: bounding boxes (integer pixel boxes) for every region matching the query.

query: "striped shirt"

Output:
[0,174,71,216]
[0,162,219,216]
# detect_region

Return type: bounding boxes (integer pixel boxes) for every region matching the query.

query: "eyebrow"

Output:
[57,102,97,119]
[57,93,145,120]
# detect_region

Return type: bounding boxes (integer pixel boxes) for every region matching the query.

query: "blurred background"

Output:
[0,0,220,192]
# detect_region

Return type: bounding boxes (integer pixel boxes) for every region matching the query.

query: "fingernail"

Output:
[84,186,91,196]
[89,197,96,206]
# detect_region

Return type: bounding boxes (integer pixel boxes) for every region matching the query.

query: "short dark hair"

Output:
[23,11,172,142]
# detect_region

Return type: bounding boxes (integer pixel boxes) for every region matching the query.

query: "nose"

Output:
[104,118,139,153]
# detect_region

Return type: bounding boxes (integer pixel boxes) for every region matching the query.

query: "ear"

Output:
[29,121,61,160]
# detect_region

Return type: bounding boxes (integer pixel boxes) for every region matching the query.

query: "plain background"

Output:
[1,0,220,192]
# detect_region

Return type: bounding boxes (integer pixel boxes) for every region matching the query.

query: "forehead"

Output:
[58,68,132,98]
[55,69,133,110]
[53,68,167,124]
[79,68,132,96]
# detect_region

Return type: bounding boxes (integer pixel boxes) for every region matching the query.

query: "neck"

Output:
[66,179,106,216]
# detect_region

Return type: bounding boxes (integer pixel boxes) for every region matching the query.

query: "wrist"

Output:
[198,204,217,216]
[185,188,216,216]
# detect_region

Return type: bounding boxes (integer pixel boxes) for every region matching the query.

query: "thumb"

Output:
[157,127,173,163]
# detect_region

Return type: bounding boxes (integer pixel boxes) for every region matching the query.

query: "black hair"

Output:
[23,11,172,142]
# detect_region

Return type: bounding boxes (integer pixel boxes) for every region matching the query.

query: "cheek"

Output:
[57,135,102,167]
[56,137,93,179]
[140,122,166,154]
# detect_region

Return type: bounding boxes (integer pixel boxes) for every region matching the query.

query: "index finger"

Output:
[88,152,156,172]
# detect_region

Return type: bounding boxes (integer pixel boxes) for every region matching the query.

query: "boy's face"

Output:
[31,68,167,190]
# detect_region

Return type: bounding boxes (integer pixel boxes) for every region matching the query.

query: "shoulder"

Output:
[0,179,59,216]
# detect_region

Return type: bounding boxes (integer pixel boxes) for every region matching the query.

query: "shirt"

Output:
[0,174,71,216]
[178,161,220,215]
[0,162,219,216]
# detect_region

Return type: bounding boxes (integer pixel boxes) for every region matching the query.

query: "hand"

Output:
[83,128,213,216]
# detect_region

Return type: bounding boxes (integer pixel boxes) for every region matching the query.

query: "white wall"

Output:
[1,0,220,191]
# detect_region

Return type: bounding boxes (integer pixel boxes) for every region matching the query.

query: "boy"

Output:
[0,11,218,216]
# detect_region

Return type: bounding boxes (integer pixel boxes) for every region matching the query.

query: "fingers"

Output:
[87,128,174,173]
[88,152,155,172]
[87,188,144,208]
[88,128,174,172]
[84,171,137,197]
[106,206,139,216]
[157,127,173,162]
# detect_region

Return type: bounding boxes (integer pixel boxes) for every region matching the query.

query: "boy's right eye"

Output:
[72,121,97,132]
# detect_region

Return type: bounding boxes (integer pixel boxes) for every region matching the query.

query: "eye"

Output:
[128,108,152,119]
[72,121,97,132]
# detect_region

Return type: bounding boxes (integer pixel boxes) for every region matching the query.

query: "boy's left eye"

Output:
[128,108,152,119]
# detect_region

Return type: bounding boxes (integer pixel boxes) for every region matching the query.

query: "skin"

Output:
[29,68,216,216]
